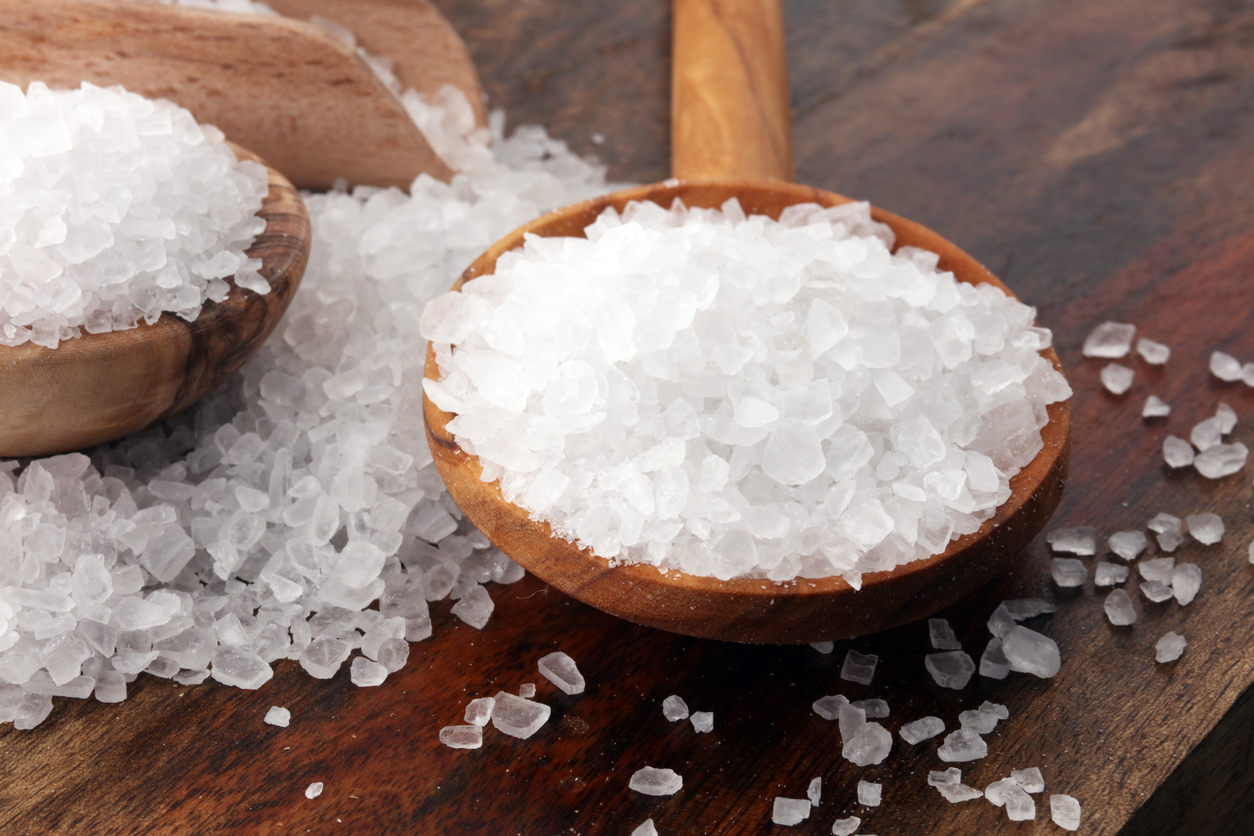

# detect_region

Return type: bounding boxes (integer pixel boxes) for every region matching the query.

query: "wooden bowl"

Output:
[0,143,310,458]
[423,178,1071,644]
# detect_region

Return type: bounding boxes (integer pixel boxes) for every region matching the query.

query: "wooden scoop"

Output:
[422,0,1070,643]
[0,143,310,458]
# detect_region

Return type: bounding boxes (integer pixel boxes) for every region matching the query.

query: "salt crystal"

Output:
[1139,578,1172,601]
[491,691,551,739]
[1142,396,1171,418]
[929,768,962,786]
[1004,784,1037,821]
[936,783,984,803]
[1191,417,1225,451]
[305,782,323,800]
[1148,513,1181,534]
[1138,557,1175,584]
[938,729,988,762]
[629,766,683,796]
[900,716,945,744]
[1162,436,1195,468]
[1095,562,1129,587]
[538,651,585,695]
[812,695,849,721]
[1002,626,1061,678]
[841,650,877,684]
[211,646,273,689]
[1011,767,1045,793]
[1050,794,1082,831]
[1100,363,1134,394]
[1109,530,1147,561]
[1155,632,1187,663]
[984,778,1017,807]
[264,706,290,727]
[807,777,822,806]
[857,780,881,807]
[772,797,811,825]
[1194,442,1249,479]
[350,657,388,686]
[1104,589,1137,625]
[690,711,714,733]
[987,605,1016,638]
[842,720,893,766]
[1051,558,1087,587]
[1136,338,1170,364]
[925,651,976,689]
[663,694,690,721]
[979,638,1011,679]
[929,618,962,650]
[1187,512,1224,544]
[450,585,494,629]
[465,697,495,726]
[518,683,536,698]
[631,820,658,836]
[958,708,1001,734]
[439,724,483,749]
[1046,528,1096,555]
[810,641,834,654]
[850,698,889,719]
[1157,530,1185,552]
[1217,402,1238,433]
[1210,351,1243,381]
[1082,322,1135,358]
[980,701,1009,719]
[830,816,861,836]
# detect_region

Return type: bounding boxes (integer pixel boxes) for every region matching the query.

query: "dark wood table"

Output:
[3,0,1254,833]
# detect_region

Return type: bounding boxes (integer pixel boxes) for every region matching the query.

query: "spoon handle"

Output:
[671,0,794,182]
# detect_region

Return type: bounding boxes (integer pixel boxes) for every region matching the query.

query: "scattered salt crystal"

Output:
[629,766,683,797]
[938,729,988,762]
[465,697,495,726]
[264,706,290,727]
[959,708,1001,734]
[812,695,849,721]
[830,816,861,836]
[857,780,881,807]
[1095,562,1129,587]
[690,711,714,733]
[1194,442,1249,479]
[1004,784,1037,821]
[518,683,536,698]
[900,716,945,744]
[439,724,483,749]
[1148,513,1181,534]
[1157,530,1185,552]
[1136,338,1170,364]
[1100,363,1134,394]
[841,716,893,766]
[631,820,658,836]
[929,768,962,786]
[936,782,984,803]
[980,701,1009,719]
[1210,351,1244,381]
[810,641,834,654]
[850,698,889,719]
[663,695,690,721]
[211,646,273,689]
[925,651,977,689]
[1104,589,1137,625]
[1155,632,1187,663]
[772,797,811,825]
[841,650,877,685]
[1003,597,1058,619]
[450,585,494,629]
[928,618,962,650]
[1002,626,1061,678]
[987,605,1016,639]
[1046,528,1096,555]
[1083,322,1135,358]
[1051,794,1082,831]
[1138,557,1175,584]
[1162,436,1195,468]
[1246,363,1254,387]
[979,639,1011,679]
[1191,416,1225,451]
[1106,531,1145,560]
[1051,558,1087,587]
[490,692,551,740]
[305,782,323,800]
[538,651,585,695]
[1187,512,1224,544]
[1141,580,1173,602]
[1011,767,1045,793]
[1248,539,1254,564]
[984,778,1017,807]
[350,657,388,687]
[1142,396,1171,418]
[1217,402,1238,433]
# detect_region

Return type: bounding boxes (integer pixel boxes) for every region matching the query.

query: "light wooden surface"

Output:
[0,143,310,458]
[0,0,466,189]
[422,177,1070,643]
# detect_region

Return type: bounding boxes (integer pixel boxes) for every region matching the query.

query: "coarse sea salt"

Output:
[841,650,878,685]
[830,816,861,836]
[629,766,683,797]
[857,780,881,807]
[938,729,987,762]
[1046,528,1096,555]
[1163,436,1195,468]
[423,198,1070,584]
[928,617,961,650]
[772,797,811,826]
[807,776,822,806]
[439,724,483,749]
[538,650,585,695]
[1136,338,1170,365]
[1155,632,1186,663]
[1187,512,1224,544]
[690,711,714,733]
[0,82,269,348]
[1104,589,1137,625]
[900,715,945,744]
[1051,557,1086,587]
[1094,561,1129,587]
[1082,322,1135,358]
[1210,351,1243,381]
[1100,363,1134,394]
[1142,396,1171,418]
[631,820,658,836]
[264,705,290,727]
[663,694,690,721]
[925,651,976,689]
[1051,794,1081,831]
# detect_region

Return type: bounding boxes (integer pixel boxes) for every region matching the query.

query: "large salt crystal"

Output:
[1012,767,1045,793]
[663,694,690,721]
[1004,784,1037,821]
[210,646,273,689]
[929,768,962,786]
[465,697,495,726]
[1104,589,1137,625]
[439,724,483,749]
[959,707,1002,734]
[1051,794,1082,831]
[1210,351,1243,381]
[1051,558,1087,587]
[938,729,987,762]
[830,816,861,836]
[812,695,849,721]
[1194,443,1248,479]
[771,798,811,825]
[690,711,714,733]
[1186,512,1224,544]
[1172,563,1201,605]
[450,585,494,629]
[925,651,976,689]
[929,618,962,650]
[900,716,945,744]
[1002,626,1060,678]
[840,704,892,766]
[538,651,585,695]
[1136,338,1170,364]
[1142,396,1171,418]
[1082,322,1135,358]
[857,781,881,807]
[305,782,323,800]
[491,691,551,739]
[1191,417,1224,452]
[807,777,822,807]
[1108,530,1147,561]
[1094,562,1129,587]
[1155,632,1187,663]
[841,650,877,684]
[1162,436,1195,468]
[979,638,1011,679]
[851,698,888,719]
[631,820,658,836]
[264,706,290,727]
[936,782,983,803]
[1100,363,1134,394]
[1046,528,1096,555]
[629,766,683,796]
[350,657,388,686]
[1138,557,1175,585]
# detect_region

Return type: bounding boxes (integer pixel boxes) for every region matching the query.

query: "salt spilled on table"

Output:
[938,729,988,762]
[517,683,536,698]
[900,716,945,744]
[1104,589,1137,625]
[422,198,1071,585]
[830,816,861,836]
[1095,561,1129,587]
[1051,557,1086,587]
[928,618,961,650]
[857,780,881,807]
[629,766,683,796]
[439,725,483,749]
[1082,322,1135,358]
[690,711,714,733]
[925,651,976,689]
[1163,436,1196,468]
[1156,632,1187,663]
[1136,338,1170,365]
[631,820,658,836]
[1051,794,1082,831]
[490,692,551,740]
[807,776,821,806]
[771,797,811,826]
[663,695,690,721]
[305,782,323,800]
[980,638,1011,680]
[841,650,878,685]
[851,698,888,718]
[839,703,892,766]
[1100,363,1134,394]
[1187,512,1224,544]
[465,697,495,726]
[1046,527,1096,555]
[538,651,585,695]
[263,705,290,727]
[1210,351,1244,381]
[1142,396,1171,418]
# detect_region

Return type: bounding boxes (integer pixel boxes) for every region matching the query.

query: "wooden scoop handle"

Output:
[671,0,794,181]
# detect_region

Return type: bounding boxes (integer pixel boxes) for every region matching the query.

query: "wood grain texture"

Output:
[671,0,794,179]
[422,177,1070,643]
[1,0,1253,833]
[0,143,310,458]
[0,0,454,189]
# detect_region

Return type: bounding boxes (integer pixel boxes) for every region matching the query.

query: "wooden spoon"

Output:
[0,0,485,189]
[422,0,1070,643]
[0,143,310,458]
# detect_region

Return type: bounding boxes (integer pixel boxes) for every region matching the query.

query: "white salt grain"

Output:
[841,650,877,685]
[629,767,683,797]
[1138,557,1175,585]
[830,816,861,836]
[936,783,984,803]
[1051,557,1087,587]
[938,729,988,762]
[850,698,889,719]
[1100,363,1134,394]
[1210,351,1243,381]
[958,708,1001,734]
[930,768,962,786]
[1148,513,1181,534]
[1194,442,1249,479]
[264,706,290,727]
[1095,562,1129,587]
[1004,784,1037,821]
[490,691,551,740]
[900,716,945,744]
[1163,436,1195,468]
[980,701,1010,719]
[1217,402,1238,433]
[1051,794,1082,831]
[1187,512,1224,544]
[1002,626,1061,678]
[1171,563,1201,604]
[663,695,690,722]
[1155,632,1187,663]
[305,782,323,800]
[1083,322,1135,358]
[1136,338,1170,364]
[928,618,962,650]
[1142,396,1171,418]
[984,778,1017,807]
[690,711,714,733]
[1191,416,1224,451]
[807,777,822,807]
[1104,589,1137,625]
[772,797,811,825]
[439,724,483,749]
[979,638,1012,679]
[538,651,585,695]
[857,780,881,807]
[812,695,849,721]
[810,641,834,654]
[464,697,495,726]
[1011,767,1045,793]
[925,651,977,689]
[1047,528,1096,555]
[450,585,494,629]
[1109,530,1148,561]
[1001,599,1056,619]
[631,820,658,836]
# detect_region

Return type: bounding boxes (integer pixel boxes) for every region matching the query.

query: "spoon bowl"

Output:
[423,178,1070,643]
[0,142,310,458]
